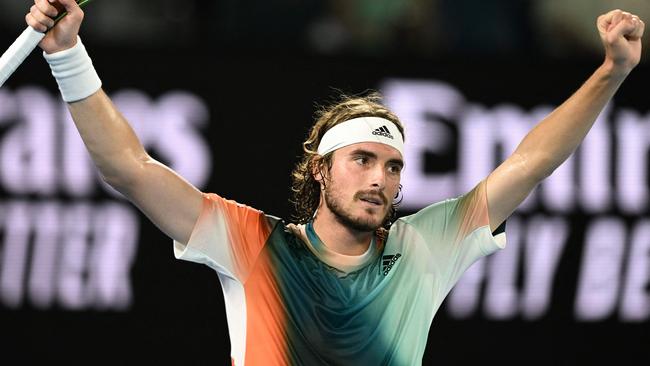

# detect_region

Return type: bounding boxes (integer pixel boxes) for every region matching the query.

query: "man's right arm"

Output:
[27,0,203,245]
[68,91,203,245]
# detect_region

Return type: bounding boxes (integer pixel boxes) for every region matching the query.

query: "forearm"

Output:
[514,61,627,180]
[68,90,149,188]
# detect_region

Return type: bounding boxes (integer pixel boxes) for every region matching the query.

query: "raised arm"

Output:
[26,0,203,244]
[485,9,645,232]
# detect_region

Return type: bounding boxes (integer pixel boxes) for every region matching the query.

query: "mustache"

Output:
[355,190,388,205]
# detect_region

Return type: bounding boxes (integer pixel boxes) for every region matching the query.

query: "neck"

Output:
[312,210,374,256]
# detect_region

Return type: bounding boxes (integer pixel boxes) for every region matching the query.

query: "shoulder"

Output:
[395,198,450,227]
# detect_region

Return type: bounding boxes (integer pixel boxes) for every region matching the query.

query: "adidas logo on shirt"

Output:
[382,253,402,276]
[372,126,394,139]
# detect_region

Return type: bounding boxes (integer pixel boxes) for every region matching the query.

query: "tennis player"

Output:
[26,0,644,365]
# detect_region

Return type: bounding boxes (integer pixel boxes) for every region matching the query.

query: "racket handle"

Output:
[0,27,45,88]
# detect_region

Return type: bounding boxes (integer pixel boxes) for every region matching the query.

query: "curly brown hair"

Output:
[290,92,405,229]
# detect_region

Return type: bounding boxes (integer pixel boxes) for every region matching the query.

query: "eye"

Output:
[354,156,369,165]
[388,164,402,174]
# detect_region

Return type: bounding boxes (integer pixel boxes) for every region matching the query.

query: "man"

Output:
[26,1,644,365]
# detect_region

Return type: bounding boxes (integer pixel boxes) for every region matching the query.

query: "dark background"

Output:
[1,1,649,365]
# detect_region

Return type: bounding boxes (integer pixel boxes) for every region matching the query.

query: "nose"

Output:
[369,164,387,190]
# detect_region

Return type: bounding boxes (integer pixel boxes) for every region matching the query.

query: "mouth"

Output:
[359,196,384,206]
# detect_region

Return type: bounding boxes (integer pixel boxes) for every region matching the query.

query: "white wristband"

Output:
[43,37,102,102]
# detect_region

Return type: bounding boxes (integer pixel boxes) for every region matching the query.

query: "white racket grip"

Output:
[0,27,45,88]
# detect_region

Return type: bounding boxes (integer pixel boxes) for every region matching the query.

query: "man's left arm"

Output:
[486,9,645,232]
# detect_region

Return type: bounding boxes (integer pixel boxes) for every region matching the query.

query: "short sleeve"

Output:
[400,180,506,290]
[172,193,275,283]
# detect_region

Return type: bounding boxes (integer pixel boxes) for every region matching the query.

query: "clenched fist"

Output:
[25,0,84,54]
[598,9,645,76]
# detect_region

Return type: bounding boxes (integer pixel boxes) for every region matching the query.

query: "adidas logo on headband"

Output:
[316,117,404,157]
[372,126,394,139]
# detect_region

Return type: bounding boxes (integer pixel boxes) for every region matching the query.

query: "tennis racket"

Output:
[0,0,93,87]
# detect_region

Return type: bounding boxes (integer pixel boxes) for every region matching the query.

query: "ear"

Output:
[311,156,326,185]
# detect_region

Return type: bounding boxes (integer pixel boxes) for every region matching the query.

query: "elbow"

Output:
[512,151,556,183]
[100,172,130,192]
[98,151,151,193]
[527,157,554,181]
[100,170,137,195]
[532,153,563,181]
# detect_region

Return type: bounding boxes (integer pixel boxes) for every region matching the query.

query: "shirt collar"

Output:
[302,221,378,273]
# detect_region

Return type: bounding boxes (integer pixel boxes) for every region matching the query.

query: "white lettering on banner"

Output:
[461,104,548,212]
[89,203,139,310]
[481,217,522,319]
[616,109,650,214]
[110,90,211,193]
[575,218,626,321]
[382,78,650,322]
[579,105,612,212]
[448,216,568,320]
[574,218,650,322]
[0,87,211,197]
[0,202,30,308]
[0,87,57,195]
[0,86,212,311]
[0,201,138,310]
[61,108,96,197]
[620,220,650,321]
[380,80,462,205]
[28,202,59,309]
[521,216,568,320]
[381,79,649,214]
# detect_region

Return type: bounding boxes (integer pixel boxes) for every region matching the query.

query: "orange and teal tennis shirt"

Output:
[173,180,505,366]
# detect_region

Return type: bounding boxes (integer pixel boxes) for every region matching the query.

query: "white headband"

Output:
[317,117,404,157]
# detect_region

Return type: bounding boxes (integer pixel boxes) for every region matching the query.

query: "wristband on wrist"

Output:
[43,36,102,103]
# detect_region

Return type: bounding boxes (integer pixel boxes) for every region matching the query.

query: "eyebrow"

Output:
[349,149,404,168]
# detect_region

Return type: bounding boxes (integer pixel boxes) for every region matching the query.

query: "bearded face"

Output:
[316,142,403,233]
